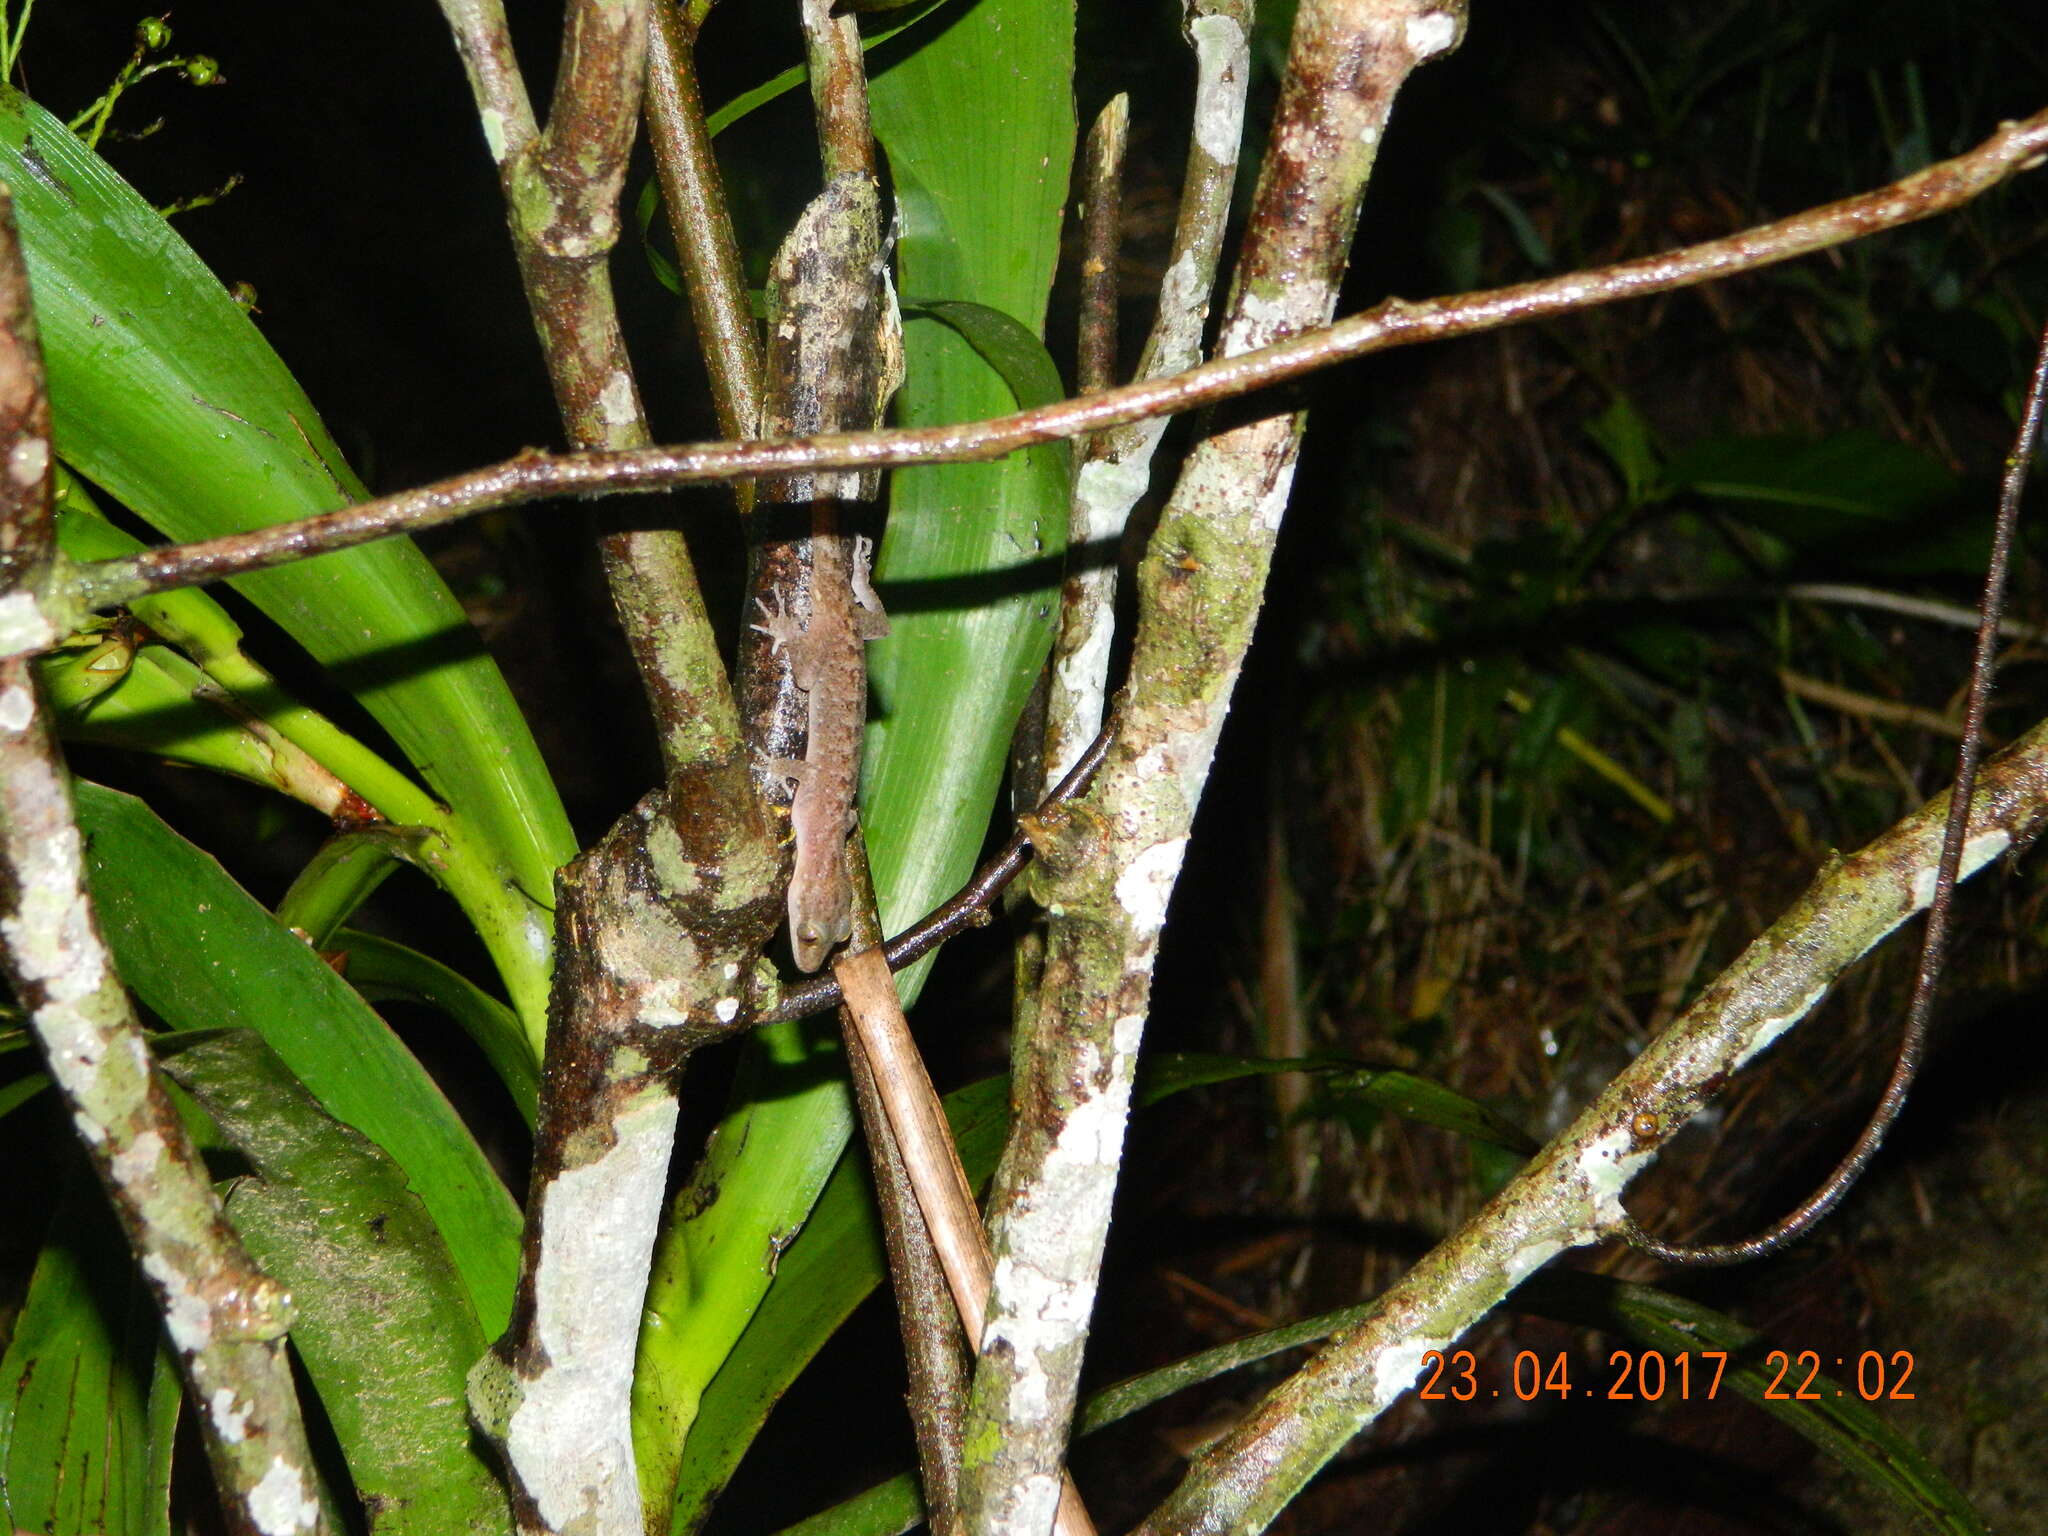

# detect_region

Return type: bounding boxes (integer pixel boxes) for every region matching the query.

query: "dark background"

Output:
[13,2,2048,1531]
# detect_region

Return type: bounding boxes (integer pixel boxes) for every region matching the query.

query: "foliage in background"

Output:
[0,1,2040,1532]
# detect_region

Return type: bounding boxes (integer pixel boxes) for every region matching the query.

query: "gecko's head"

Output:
[792,908,853,973]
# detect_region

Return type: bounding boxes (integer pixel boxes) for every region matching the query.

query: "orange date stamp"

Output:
[1416,1347,1916,1404]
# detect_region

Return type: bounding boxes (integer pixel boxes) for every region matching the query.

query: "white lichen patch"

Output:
[637,977,690,1028]
[1189,14,1249,163]
[248,1456,320,1536]
[1911,829,2010,909]
[110,1128,166,1188]
[1406,9,1461,59]
[480,107,509,163]
[210,1386,251,1443]
[143,1251,212,1351]
[1504,1240,1559,1290]
[1256,462,1302,533]
[0,680,32,732]
[1113,1013,1144,1057]
[598,370,638,432]
[507,1093,677,1535]
[1732,982,1828,1071]
[1156,251,1205,341]
[1230,285,1295,351]
[980,1041,1141,1441]
[1071,453,1150,541]
[1114,837,1189,938]
[8,436,48,487]
[1375,1333,1454,1412]
[1575,1124,1654,1223]
[1008,1474,1063,1536]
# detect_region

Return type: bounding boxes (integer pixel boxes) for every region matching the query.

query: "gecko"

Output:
[755,173,902,971]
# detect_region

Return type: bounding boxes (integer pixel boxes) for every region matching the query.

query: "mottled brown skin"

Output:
[756,529,887,969]
[757,173,900,971]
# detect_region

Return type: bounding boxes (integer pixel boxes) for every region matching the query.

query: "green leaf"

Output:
[636,2,1075,1521]
[0,1070,48,1120]
[276,829,421,949]
[1139,1052,1541,1157]
[139,1348,179,1536]
[37,639,348,808]
[338,928,540,1129]
[696,1042,1543,1531]
[1517,1272,1988,1534]
[1665,431,1978,577]
[668,1078,1010,1533]
[779,1269,1988,1536]
[3,89,573,1039]
[909,296,1071,524]
[75,781,522,1336]
[1583,395,1664,508]
[702,0,957,138]
[158,1030,512,1536]
[0,1166,164,1536]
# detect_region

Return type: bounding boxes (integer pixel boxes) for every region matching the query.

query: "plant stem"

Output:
[1045,0,1251,786]
[959,5,1469,1530]
[1136,708,2048,1533]
[58,99,2048,617]
[0,187,327,1536]
[435,6,785,1534]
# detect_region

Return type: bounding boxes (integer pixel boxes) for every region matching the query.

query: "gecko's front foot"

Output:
[751,590,805,654]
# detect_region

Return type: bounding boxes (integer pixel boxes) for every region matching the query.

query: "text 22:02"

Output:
[1417,1348,1916,1402]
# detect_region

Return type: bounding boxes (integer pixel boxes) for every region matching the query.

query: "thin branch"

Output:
[838,984,972,1535]
[0,189,328,1536]
[1137,713,2048,1533]
[762,705,1118,1024]
[1074,94,1129,398]
[1625,312,2048,1265]
[834,940,1098,1536]
[1786,580,2048,643]
[57,101,2048,619]
[438,7,785,1536]
[960,5,1470,1531]
[1045,0,1252,785]
[644,0,764,448]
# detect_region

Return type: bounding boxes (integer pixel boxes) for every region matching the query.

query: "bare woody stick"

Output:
[51,101,2048,626]
[0,190,327,1536]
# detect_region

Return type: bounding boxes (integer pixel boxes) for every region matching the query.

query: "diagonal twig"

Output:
[50,101,2048,621]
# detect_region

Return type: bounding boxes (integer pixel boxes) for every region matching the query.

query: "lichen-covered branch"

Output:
[1136,715,2048,1534]
[958,6,1468,1532]
[0,190,327,1536]
[54,101,2048,619]
[1044,0,1252,786]
[434,5,785,1533]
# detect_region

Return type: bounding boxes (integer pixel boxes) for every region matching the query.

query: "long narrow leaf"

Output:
[339,928,540,1128]
[667,1079,1010,1534]
[3,89,574,1035]
[76,781,522,1335]
[0,1165,160,1536]
[158,1029,512,1536]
